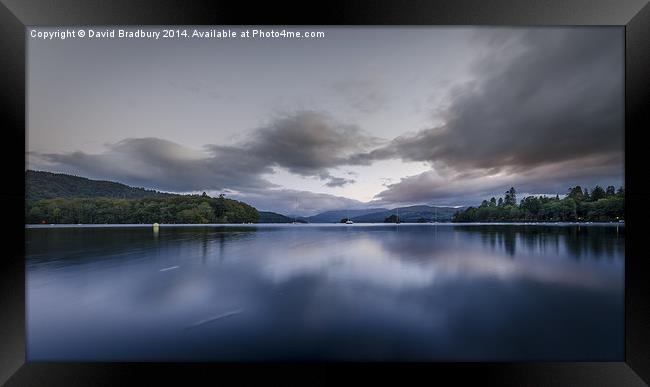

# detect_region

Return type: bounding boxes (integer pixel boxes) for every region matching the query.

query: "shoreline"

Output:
[25,221,624,228]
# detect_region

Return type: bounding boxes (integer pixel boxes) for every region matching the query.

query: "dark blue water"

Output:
[26,224,624,361]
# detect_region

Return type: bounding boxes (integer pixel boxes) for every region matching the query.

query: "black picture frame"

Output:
[2,0,649,385]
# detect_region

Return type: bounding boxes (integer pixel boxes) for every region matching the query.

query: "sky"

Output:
[27,26,624,216]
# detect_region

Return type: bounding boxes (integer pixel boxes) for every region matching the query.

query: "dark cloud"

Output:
[231,110,381,177]
[225,110,377,187]
[34,137,274,192]
[353,28,623,173]
[32,111,377,193]
[363,28,624,205]
[323,176,356,188]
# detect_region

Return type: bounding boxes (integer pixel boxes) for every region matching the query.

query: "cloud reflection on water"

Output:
[236,226,624,292]
[26,225,624,361]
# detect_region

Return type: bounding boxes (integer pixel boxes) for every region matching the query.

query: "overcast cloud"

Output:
[32,111,380,193]
[354,28,624,205]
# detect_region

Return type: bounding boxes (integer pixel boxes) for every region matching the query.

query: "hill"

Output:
[351,205,462,223]
[26,170,175,202]
[25,170,259,224]
[259,211,300,223]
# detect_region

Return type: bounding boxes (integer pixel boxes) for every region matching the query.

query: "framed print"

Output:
[1,0,649,385]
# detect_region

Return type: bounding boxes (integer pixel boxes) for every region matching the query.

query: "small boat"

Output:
[345,209,354,224]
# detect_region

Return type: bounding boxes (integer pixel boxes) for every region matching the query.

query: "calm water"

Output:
[26,224,624,361]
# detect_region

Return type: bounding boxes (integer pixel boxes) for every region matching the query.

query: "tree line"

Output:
[452,185,624,223]
[26,193,260,224]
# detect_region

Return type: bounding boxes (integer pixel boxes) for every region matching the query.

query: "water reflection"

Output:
[26,224,624,361]
[453,224,624,259]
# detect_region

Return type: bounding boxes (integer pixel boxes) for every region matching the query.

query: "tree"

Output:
[196,202,214,223]
[489,197,497,207]
[504,187,517,206]
[451,184,623,223]
[384,214,400,223]
[25,195,260,224]
[519,196,541,220]
[497,197,503,206]
[567,186,584,201]
[51,207,61,223]
[561,198,578,221]
[606,186,616,197]
[214,193,227,219]
[509,206,521,220]
[591,185,606,201]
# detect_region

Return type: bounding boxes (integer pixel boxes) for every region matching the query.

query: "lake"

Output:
[26,223,624,361]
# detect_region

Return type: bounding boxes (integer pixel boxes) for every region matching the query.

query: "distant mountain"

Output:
[306,208,388,223]
[26,170,176,202]
[259,211,299,223]
[351,205,463,223]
